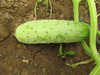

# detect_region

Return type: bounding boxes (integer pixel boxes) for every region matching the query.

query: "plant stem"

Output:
[97,30,100,37]
[89,61,100,75]
[72,0,92,58]
[81,41,92,57]
[87,0,100,74]
[87,0,100,63]
[72,0,81,22]
[71,59,93,67]
[46,0,49,15]
[49,0,52,19]
[58,44,65,58]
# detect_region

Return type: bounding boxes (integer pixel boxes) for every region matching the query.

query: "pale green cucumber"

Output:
[15,20,90,44]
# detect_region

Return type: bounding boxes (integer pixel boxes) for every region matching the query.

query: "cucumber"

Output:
[15,20,90,44]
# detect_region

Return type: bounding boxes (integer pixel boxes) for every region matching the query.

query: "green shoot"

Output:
[49,0,52,19]
[58,44,65,58]
[35,0,52,19]
[72,0,82,22]
[34,0,43,19]
[0,19,2,23]
[97,30,100,37]
[0,19,2,21]
[65,51,75,55]
[58,44,75,58]
[46,0,49,15]
[23,44,26,48]
[38,0,42,2]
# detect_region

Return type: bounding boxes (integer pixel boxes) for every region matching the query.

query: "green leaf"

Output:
[0,19,2,23]
[37,0,43,2]
[65,51,75,55]
[0,19,2,21]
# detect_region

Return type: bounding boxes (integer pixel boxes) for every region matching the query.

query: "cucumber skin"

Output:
[15,20,90,44]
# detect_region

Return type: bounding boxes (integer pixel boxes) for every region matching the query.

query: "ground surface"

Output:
[0,0,100,75]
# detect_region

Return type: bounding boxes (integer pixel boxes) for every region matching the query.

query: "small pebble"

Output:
[22,59,29,64]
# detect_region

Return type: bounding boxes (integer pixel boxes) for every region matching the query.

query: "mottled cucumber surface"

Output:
[15,20,90,44]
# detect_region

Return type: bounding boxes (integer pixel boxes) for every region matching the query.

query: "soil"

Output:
[0,0,100,75]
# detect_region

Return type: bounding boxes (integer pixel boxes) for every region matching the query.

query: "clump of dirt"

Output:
[0,19,9,41]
